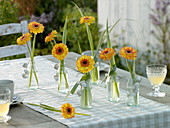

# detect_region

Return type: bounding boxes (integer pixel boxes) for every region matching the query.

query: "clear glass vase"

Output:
[80,81,92,109]
[22,60,39,89]
[127,75,140,106]
[91,64,100,85]
[107,75,120,102]
[56,61,69,94]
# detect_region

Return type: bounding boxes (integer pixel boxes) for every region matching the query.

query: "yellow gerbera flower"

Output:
[99,48,115,61]
[16,33,32,45]
[28,21,44,34]
[119,47,137,60]
[45,30,58,43]
[76,55,95,73]
[61,103,75,119]
[52,43,68,60]
[80,16,95,25]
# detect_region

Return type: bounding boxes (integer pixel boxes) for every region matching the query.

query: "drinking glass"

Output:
[0,88,11,122]
[146,64,167,97]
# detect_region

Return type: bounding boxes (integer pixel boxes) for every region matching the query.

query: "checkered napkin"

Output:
[0,56,170,128]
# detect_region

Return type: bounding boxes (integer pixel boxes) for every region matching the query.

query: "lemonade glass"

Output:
[146,64,167,97]
[0,88,11,122]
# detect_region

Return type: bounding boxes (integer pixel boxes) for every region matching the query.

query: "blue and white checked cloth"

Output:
[0,56,170,128]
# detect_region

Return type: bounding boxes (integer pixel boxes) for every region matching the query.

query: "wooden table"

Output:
[1,52,170,128]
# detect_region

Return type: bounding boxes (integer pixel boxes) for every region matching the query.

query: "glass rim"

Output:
[0,80,14,85]
[0,88,11,95]
[146,64,167,68]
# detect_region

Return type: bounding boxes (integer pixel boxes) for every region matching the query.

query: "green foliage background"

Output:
[0,0,98,59]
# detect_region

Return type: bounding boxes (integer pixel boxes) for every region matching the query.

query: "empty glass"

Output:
[146,64,167,97]
[0,88,11,122]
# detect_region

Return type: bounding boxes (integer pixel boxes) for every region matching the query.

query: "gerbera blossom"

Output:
[45,30,58,43]
[17,33,32,45]
[52,43,68,60]
[99,48,115,61]
[80,16,95,25]
[119,47,137,60]
[76,55,95,73]
[28,21,44,34]
[61,103,75,119]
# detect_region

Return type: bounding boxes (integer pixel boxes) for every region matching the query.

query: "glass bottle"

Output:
[80,81,92,109]
[127,75,140,106]
[107,75,120,102]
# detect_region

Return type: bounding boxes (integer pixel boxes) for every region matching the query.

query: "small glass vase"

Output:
[80,81,92,109]
[54,61,69,94]
[127,76,140,106]
[107,75,120,102]
[91,64,100,85]
[22,60,39,89]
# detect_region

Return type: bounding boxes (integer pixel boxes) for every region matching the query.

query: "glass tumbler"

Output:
[0,88,11,122]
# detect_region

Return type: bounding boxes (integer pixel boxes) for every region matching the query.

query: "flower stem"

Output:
[58,60,69,90]
[77,41,82,54]
[113,78,120,97]
[85,23,94,56]
[58,60,63,91]
[110,56,119,97]
[85,87,88,106]
[31,34,39,86]
[91,67,99,82]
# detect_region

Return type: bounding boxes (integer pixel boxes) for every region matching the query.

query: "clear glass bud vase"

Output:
[127,76,141,106]
[22,60,39,89]
[107,75,120,102]
[91,64,100,85]
[80,81,92,109]
[57,61,69,94]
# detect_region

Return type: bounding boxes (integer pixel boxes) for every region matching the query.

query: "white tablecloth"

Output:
[0,56,170,128]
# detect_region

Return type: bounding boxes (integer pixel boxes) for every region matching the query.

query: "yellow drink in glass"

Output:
[0,100,10,116]
[0,88,11,122]
[146,64,167,97]
[148,76,166,86]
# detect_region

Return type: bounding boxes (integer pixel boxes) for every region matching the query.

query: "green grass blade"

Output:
[106,19,111,48]
[95,19,121,58]
[72,2,84,17]
[70,83,79,94]
[62,17,68,45]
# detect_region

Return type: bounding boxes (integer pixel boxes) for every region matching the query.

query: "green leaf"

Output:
[93,55,98,63]
[27,103,41,107]
[109,66,116,76]
[80,73,91,81]
[95,18,121,58]
[71,2,84,17]
[40,104,56,110]
[70,83,79,94]
[62,17,68,45]
[106,19,111,48]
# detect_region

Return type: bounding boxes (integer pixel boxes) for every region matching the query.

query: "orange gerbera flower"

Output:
[76,55,95,73]
[45,30,58,43]
[119,47,137,60]
[28,21,44,34]
[99,48,115,61]
[52,43,68,60]
[61,103,75,119]
[17,33,32,45]
[80,16,95,25]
